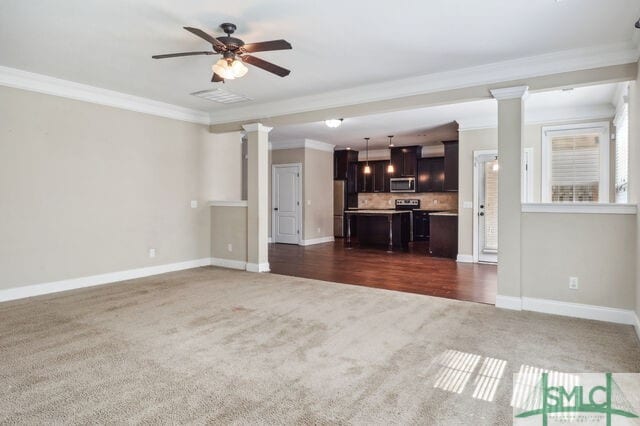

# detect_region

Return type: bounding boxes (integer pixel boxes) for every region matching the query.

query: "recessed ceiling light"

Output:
[191,88,252,104]
[325,118,344,128]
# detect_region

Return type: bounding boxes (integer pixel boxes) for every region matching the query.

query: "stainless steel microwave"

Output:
[390,177,416,192]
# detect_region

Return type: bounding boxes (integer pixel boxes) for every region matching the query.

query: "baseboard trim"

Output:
[268,237,273,243]
[246,262,270,272]
[495,295,523,310]
[456,254,475,263]
[0,258,212,303]
[496,294,636,325]
[210,257,247,270]
[299,236,334,246]
[632,312,640,342]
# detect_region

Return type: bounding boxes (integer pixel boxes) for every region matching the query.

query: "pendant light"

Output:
[386,135,395,174]
[363,137,371,174]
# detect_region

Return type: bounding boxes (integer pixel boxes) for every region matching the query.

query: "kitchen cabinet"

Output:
[417,157,445,192]
[358,160,390,193]
[413,211,431,241]
[429,213,458,258]
[390,146,422,178]
[442,140,459,191]
[358,162,372,192]
[334,149,359,180]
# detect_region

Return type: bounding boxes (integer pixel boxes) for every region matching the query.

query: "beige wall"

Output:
[269,147,333,241]
[303,148,334,240]
[210,207,247,262]
[201,131,243,201]
[458,119,614,257]
[521,213,637,309]
[0,86,211,290]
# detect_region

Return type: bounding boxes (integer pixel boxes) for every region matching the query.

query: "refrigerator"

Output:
[333,180,346,237]
[334,180,358,237]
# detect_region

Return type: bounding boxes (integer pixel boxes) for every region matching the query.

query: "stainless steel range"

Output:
[395,199,420,241]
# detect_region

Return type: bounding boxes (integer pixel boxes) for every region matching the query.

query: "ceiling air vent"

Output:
[191,89,252,104]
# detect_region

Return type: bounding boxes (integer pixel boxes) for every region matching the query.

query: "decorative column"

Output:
[242,123,272,272]
[490,86,528,309]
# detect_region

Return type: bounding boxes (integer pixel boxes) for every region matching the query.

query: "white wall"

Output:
[629,63,640,326]
[0,85,229,291]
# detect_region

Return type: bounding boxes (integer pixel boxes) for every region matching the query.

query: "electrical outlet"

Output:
[433,199,438,204]
[569,277,578,290]
[149,248,156,258]
[307,200,311,206]
[227,243,233,252]
[317,227,321,233]
[190,200,198,208]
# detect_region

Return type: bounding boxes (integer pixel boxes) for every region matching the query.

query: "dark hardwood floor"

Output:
[269,238,497,304]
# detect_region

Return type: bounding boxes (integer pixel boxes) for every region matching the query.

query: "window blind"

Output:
[614,104,629,203]
[550,134,600,202]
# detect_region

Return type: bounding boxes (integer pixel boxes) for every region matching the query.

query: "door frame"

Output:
[473,150,498,263]
[271,163,303,245]
[473,149,533,263]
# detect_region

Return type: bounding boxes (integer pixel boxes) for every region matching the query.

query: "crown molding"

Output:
[490,86,529,100]
[209,41,639,125]
[457,103,615,131]
[0,66,210,125]
[270,138,334,152]
[242,123,273,133]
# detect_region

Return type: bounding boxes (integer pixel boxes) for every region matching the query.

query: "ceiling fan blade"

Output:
[211,72,224,83]
[241,39,292,53]
[241,55,290,77]
[152,51,214,59]
[183,26,227,51]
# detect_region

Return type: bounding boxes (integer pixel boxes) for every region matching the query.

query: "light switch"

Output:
[307,200,311,205]
[191,200,198,208]
[149,248,156,258]
[463,201,473,209]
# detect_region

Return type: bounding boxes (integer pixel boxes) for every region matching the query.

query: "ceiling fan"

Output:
[152,23,292,83]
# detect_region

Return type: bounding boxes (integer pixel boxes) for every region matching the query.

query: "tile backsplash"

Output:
[358,192,458,210]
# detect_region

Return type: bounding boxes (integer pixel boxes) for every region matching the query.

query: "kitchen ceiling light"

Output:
[364,137,371,174]
[325,118,343,128]
[387,136,395,173]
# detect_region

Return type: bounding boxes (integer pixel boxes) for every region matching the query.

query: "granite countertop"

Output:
[345,209,411,215]
[414,208,450,212]
[429,211,459,217]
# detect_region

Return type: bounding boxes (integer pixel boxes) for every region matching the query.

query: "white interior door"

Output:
[272,164,301,244]
[477,153,499,263]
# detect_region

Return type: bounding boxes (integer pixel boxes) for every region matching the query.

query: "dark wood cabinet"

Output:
[358,160,390,193]
[442,140,459,191]
[417,157,445,193]
[429,214,458,259]
[358,162,372,192]
[334,150,359,180]
[413,211,431,241]
[390,146,422,178]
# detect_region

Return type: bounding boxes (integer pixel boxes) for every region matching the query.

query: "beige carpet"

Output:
[0,267,638,424]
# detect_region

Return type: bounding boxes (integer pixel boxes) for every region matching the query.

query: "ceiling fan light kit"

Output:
[325,118,343,128]
[152,22,292,83]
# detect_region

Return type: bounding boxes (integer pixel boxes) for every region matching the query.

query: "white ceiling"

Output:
[1,0,638,117]
[269,83,619,149]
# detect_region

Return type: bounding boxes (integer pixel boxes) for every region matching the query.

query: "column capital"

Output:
[242,123,273,133]
[490,86,529,101]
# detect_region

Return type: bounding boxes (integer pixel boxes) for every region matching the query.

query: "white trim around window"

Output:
[541,121,610,203]
[521,203,637,214]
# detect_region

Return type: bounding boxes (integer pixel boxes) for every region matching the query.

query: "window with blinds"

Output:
[614,104,629,203]
[541,121,609,203]
[550,134,600,202]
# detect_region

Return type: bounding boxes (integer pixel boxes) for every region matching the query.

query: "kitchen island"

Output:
[345,210,411,251]
[429,211,458,259]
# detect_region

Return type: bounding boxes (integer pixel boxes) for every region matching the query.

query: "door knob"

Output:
[480,204,485,209]
[274,208,278,211]
[479,212,485,216]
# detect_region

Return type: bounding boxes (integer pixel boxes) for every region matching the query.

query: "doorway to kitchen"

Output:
[271,163,302,244]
